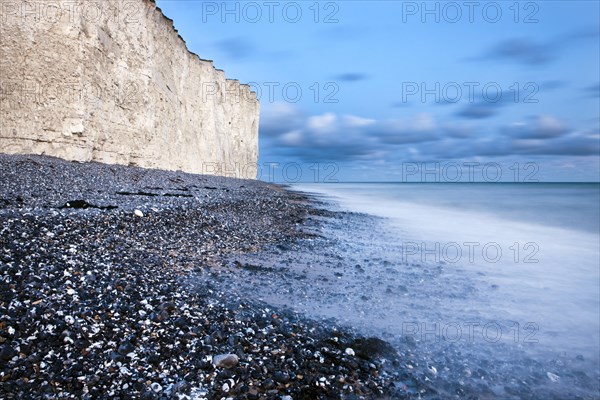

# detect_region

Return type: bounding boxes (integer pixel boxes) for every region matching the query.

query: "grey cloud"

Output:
[456,94,515,119]
[443,123,476,139]
[390,116,596,160]
[259,108,383,163]
[419,133,599,160]
[372,124,439,145]
[435,120,595,159]
[413,134,511,159]
[284,142,380,163]
[473,28,599,66]
[259,103,304,138]
[511,132,600,156]
[260,105,597,163]
[334,73,369,82]
[480,38,554,65]
[457,105,497,119]
[563,27,600,41]
[583,83,600,98]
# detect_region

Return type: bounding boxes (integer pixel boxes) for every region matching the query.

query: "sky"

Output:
[156,0,600,182]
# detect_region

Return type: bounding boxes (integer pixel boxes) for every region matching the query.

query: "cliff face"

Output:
[0,0,259,178]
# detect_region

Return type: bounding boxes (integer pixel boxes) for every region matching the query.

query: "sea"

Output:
[284,182,600,398]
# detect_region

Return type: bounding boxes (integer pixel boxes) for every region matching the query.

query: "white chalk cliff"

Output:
[0,0,259,178]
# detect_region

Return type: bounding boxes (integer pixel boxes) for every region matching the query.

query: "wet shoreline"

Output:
[243,185,600,400]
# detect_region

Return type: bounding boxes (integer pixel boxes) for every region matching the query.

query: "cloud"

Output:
[472,28,599,66]
[583,82,600,98]
[260,107,384,162]
[374,113,439,145]
[259,102,304,137]
[564,26,600,41]
[456,92,517,119]
[280,130,303,146]
[512,131,600,156]
[484,38,554,65]
[457,104,497,119]
[316,25,365,42]
[501,115,570,139]
[443,122,476,138]
[447,117,598,158]
[308,112,338,135]
[420,132,598,160]
[260,104,597,164]
[334,73,369,82]
[214,37,255,60]
[283,141,381,162]
[343,115,376,127]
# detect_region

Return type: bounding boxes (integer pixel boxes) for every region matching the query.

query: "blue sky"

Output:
[156,1,600,182]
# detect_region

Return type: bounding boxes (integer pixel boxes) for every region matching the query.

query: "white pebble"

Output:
[65,316,75,325]
[134,209,144,217]
[151,382,162,392]
[344,348,355,356]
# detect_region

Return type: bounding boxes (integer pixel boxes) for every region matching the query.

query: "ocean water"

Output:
[287,182,600,397]
[295,182,600,234]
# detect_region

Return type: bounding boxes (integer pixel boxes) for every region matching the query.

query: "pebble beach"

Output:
[0,155,400,399]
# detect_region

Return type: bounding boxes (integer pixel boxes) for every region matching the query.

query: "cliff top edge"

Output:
[146,0,258,96]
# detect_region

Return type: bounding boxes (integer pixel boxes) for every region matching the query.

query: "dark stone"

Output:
[118,341,135,355]
[1,344,16,361]
[273,371,290,384]
[262,378,275,389]
[350,337,397,360]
